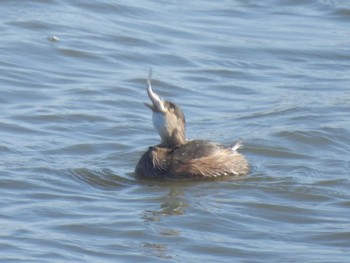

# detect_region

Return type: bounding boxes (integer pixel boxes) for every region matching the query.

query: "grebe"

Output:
[135,73,248,179]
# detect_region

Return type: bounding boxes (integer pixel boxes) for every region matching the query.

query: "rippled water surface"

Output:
[1,0,350,262]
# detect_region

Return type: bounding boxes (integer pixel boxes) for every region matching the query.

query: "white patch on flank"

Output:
[231,140,243,152]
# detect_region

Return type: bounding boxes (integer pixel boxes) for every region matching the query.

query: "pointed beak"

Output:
[145,73,166,113]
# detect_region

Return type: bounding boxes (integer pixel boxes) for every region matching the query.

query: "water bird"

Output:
[135,72,248,179]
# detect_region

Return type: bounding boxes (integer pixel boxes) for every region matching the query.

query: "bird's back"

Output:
[135,140,248,179]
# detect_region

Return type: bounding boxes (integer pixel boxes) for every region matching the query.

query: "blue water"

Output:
[1,0,350,262]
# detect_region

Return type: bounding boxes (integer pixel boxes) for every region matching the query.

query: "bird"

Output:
[135,71,248,179]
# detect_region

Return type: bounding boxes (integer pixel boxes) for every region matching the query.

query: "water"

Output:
[1,0,350,262]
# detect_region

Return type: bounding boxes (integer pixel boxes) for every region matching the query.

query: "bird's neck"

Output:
[160,129,187,148]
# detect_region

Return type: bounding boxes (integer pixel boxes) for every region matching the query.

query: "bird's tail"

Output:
[230,140,243,152]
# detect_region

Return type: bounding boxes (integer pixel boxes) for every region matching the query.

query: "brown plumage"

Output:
[135,72,248,179]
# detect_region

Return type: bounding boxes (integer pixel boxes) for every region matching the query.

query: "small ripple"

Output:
[278,129,333,145]
[58,47,100,59]
[309,230,350,248]
[239,106,301,120]
[276,127,350,155]
[69,167,135,189]
[333,7,350,20]
[30,113,110,124]
[0,120,48,137]
[74,1,154,18]
[0,177,40,192]
[6,20,53,31]
[246,142,310,159]
[0,145,11,153]
[320,0,350,19]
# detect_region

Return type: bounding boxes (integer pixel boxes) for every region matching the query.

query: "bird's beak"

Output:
[145,72,166,113]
